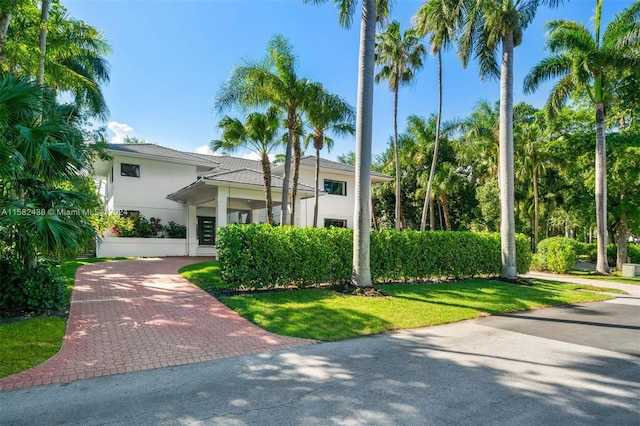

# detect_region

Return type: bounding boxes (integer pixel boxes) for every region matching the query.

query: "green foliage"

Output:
[0,260,67,313]
[165,221,187,238]
[532,237,578,273]
[216,224,532,289]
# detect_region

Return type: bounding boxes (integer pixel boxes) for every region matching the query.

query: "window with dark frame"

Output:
[323,179,346,196]
[121,163,140,178]
[324,218,347,228]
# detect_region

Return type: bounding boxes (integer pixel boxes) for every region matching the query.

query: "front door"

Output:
[197,216,216,246]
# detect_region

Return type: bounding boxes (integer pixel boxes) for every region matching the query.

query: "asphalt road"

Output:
[1,288,639,425]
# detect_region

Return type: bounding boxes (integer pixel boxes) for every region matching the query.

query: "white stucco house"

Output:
[92,143,391,257]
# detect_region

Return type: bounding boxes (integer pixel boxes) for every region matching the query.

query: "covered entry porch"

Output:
[166,170,315,256]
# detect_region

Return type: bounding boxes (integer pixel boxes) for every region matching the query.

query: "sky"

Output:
[63,0,633,161]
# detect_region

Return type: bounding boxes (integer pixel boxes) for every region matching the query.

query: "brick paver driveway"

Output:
[0,257,314,391]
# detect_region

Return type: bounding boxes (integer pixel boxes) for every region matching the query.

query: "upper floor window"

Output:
[324,179,346,196]
[121,163,140,178]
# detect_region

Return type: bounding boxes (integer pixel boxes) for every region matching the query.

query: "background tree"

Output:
[524,0,640,273]
[458,0,563,279]
[303,83,355,227]
[375,20,425,231]
[304,0,390,288]
[215,34,308,226]
[414,0,463,231]
[212,106,283,225]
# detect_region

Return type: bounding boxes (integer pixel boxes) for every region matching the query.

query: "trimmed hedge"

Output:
[216,224,532,289]
[574,242,640,265]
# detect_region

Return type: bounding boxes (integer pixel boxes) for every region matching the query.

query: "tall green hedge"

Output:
[216,225,532,289]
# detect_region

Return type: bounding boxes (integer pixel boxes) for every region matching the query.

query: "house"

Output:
[92,143,392,257]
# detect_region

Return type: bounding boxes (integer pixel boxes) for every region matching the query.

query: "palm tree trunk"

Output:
[595,101,608,273]
[533,148,539,252]
[37,0,50,86]
[499,33,517,279]
[280,111,295,226]
[371,197,378,231]
[393,86,401,231]
[440,195,451,231]
[261,154,274,225]
[0,10,12,67]
[313,145,320,228]
[352,0,376,288]
[290,133,301,226]
[616,213,629,269]
[421,50,443,232]
[429,196,435,231]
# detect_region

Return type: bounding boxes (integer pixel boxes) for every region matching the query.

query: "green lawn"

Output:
[568,270,640,285]
[178,261,225,292]
[0,316,66,378]
[218,278,616,341]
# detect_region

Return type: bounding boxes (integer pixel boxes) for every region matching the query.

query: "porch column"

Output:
[217,187,228,235]
[187,204,197,256]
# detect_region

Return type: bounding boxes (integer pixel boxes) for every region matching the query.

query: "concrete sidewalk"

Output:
[0,258,314,391]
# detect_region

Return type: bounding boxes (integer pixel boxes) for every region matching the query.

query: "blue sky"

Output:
[64,0,632,161]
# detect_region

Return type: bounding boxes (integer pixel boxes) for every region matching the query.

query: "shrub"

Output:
[165,221,187,238]
[0,260,67,313]
[532,237,577,273]
[216,224,532,289]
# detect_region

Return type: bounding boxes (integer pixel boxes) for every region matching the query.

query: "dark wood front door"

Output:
[197,216,216,246]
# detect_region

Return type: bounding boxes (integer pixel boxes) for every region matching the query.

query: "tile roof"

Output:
[298,156,391,179]
[107,143,217,167]
[203,168,317,193]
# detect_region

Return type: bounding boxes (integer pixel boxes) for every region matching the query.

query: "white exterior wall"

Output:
[110,156,194,226]
[97,237,188,257]
[295,167,355,228]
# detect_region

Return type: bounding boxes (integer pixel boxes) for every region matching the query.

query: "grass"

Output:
[178,261,225,292]
[567,270,640,285]
[0,257,129,379]
[0,316,66,378]
[219,278,616,341]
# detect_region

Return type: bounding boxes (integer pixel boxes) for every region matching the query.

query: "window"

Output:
[324,218,347,228]
[324,179,346,196]
[121,163,140,178]
[121,210,139,218]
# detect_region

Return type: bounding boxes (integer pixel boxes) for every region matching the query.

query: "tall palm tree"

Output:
[303,83,355,227]
[524,0,640,273]
[5,3,112,118]
[457,0,563,279]
[211,107,283,225]
[414,0,463,232]
[303,0,390,288]
[375,20,426,231]
[215,34,308,226]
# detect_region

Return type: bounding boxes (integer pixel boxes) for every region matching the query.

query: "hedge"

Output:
[532,237,578,273]
[216,224,532,289]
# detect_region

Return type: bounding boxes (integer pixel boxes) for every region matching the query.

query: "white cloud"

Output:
[195,145,214,155]
[107,122,136,144]
[242,152,276,162]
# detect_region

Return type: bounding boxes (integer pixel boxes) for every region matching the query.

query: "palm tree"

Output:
[458,0,563,279]
[457,99,499,184]
[523,0,640,273]
[303,83,355,227]
[0,74,97,266]
[5,3,112,118]
[211,106,283,225]
[375,20,426,231]
[303,0,390,288]
[414,0,463,232]
[215,34,309,226]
